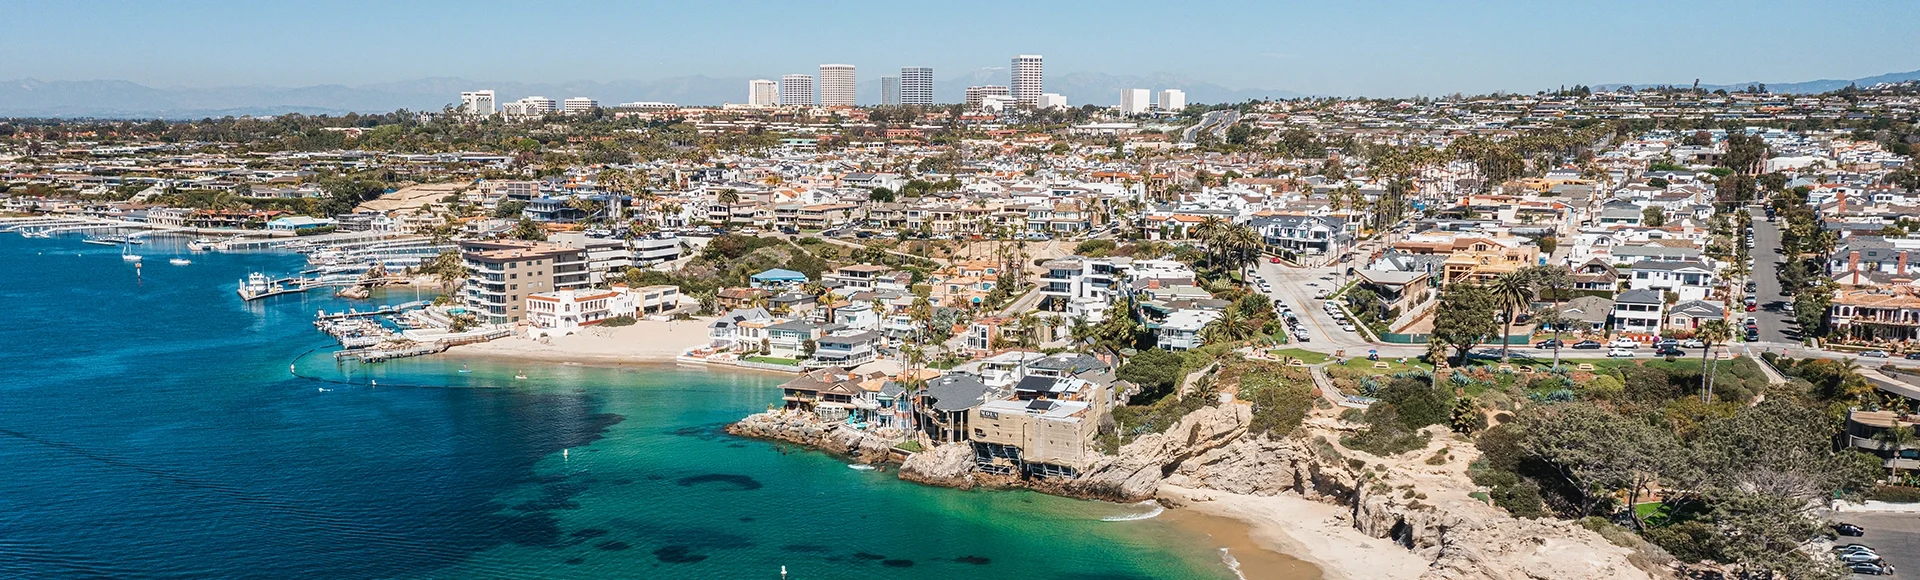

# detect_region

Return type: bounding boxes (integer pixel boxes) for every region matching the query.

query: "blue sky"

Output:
[4,0,1917,96]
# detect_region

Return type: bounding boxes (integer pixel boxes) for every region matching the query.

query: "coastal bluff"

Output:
[845,402,1666,580]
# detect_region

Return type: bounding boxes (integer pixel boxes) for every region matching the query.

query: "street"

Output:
[1255,259,1374,351]
[1747,206,1801,344]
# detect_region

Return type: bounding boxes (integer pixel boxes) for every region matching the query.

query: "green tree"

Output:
[1117,348,1184,401]
[1432,283,1499,365]
[509,218,546,241]
[1695,319,1733,402]
[1641,206,1666,227]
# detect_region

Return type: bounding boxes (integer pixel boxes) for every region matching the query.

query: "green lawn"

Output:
[1333,355,1433,374]
[744,356,802,367]
[1268,348,1329,365]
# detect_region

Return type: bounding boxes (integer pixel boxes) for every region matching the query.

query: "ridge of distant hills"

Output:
[1591,69,1920,95]
[2,68,1915,119]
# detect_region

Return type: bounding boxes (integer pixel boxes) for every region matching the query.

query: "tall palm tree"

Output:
[1489,271,1534,362]
[1696,319,1733,402]
[1876,424,1916,482]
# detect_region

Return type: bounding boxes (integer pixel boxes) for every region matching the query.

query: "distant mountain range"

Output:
[3,68,1916,120]
[0,72,1300,119]
[1592,69,1920,95]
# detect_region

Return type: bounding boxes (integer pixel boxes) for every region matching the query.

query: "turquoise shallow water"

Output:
[0,233,1247,579]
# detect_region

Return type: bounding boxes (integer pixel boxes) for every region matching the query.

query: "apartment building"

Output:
[748,79,778,106]
[459,240,591,325]
[780,75,815,106]
[562,97,598,113]
[880,76,900,106]
[965,85,1009,108]
[1157,89,1186,113]
[1119,89,1151,115]
[1010,55,1043,107]
[818,64,856,106]
[900,66,934,105]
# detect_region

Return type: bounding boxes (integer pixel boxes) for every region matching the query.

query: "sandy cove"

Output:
[440,317,711,366]
[1160,485,1429,580]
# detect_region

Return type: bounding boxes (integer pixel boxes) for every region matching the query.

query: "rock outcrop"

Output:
[726,410,900,464]
[1065,403,1253,501]
[898,442,976,488]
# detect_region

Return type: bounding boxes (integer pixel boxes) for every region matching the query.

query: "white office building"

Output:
[563,97,598,114]
[502,96,556,118]
[459,90,496,116]
[900,66,934,105]
[1011,55,1043,107]
[1156,89,1186,113]
[749,79,778,106]
[780,74,815,106]
[818,64,856,106]
[966,85,1010,108]
[880,76,900,106]
[1039,93,1068,110]
[1119,88,1151,115]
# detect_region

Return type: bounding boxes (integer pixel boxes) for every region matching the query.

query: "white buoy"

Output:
[781,565,788,579]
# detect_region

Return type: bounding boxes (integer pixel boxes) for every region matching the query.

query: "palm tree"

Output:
[1201,307,1252,345]
[1489,271,1534,362]
[1532,306,1572,370]
[1876,424,1916,482]
[1696,319,1733,402]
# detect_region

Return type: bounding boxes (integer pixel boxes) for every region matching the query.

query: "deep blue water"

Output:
[0,234,1253,579]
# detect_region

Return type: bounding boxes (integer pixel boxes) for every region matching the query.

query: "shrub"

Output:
[600,315,636,327]
[1341,405,1432,456]
[1871,485,1920,503]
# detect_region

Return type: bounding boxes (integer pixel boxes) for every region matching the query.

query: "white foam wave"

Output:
[1220,547,1247,580]
[1099,501,1165,521]
[846,464,877,471]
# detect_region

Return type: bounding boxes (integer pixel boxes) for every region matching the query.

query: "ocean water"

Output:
[0,233,1283,579]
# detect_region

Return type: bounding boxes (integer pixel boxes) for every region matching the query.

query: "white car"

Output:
[1608,348,1635,358]
[1608,338,1640,349]
[1340,323,1356,332]
[1680,338,1706,348]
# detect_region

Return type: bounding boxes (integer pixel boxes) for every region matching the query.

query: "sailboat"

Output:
[169,257,192,266]
[120,243,142,262]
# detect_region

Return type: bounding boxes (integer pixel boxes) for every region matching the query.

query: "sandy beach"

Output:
[1160,485,1429,580]
[441,317,710,366]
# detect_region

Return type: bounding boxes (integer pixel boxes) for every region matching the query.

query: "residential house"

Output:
[1611,288,1665,335]
[1664,300,1726,331]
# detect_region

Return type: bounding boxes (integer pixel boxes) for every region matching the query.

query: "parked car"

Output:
[1847,562,1894,576]
[1835,523,1866,537]
[1340,323,1357,332]
[1906,352,1920,360]
[1745,329,1760,342]
[1608,348,1635,358]
[1654,338,1679,348]
[1680,338,1706,348]
[1608,338,1640,349]
[1269,257,1283,264]
[1535,339,1563,350]
[1572,340,1603,350]
[1835,546,1880,558]
[1862,350,1889,358]
[1655,346,1686,357]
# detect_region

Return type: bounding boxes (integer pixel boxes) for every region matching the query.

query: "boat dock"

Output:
[238,272,407,301]
[314,301,428,321]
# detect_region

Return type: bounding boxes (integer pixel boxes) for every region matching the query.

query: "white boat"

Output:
[121,244,142,262]
[169,257,192,266]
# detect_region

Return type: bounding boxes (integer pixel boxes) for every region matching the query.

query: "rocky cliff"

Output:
[896,402,1666,580]
[726,410,901,464]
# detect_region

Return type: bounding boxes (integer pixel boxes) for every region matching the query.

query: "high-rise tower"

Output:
[780,74,815,106]
[900,66,934,105]
[818,64,856,106]
[1010,55,1043,107]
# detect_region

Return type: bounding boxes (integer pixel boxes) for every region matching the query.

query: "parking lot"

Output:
[1838,512,1918,577]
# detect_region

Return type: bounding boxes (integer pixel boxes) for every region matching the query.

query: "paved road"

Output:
[1747,206,1801,344]
[1834,511,1916,578]
[1181,110,1239,143]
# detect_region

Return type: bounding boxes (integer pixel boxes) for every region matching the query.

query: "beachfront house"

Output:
[525,288,634,337]
[708,307,775,351]
[765,320,825,360]
[808,331,880,368]
[914,372,995,444]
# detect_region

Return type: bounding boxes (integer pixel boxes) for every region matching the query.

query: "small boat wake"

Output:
[1220,548,1247,580]
[1099,500,1165,521]
[847,464,878,471]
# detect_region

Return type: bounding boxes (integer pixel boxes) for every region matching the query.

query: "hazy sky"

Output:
[4,0,1917,96]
